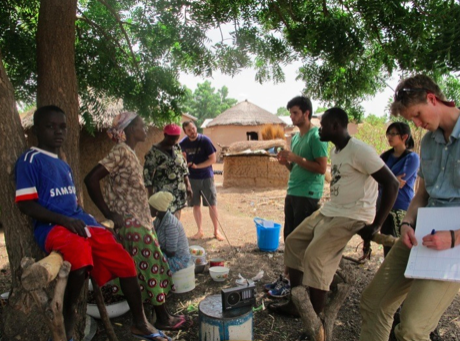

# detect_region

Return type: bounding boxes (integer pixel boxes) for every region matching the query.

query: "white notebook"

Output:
[405,207,460,282]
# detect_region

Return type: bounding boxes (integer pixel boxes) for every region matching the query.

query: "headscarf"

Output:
[148,191,174,212]
[107,112,138,143]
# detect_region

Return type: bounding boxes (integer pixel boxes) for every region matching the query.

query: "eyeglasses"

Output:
[394,88,429,101]
[386,132,400,137]
[394,88,456,107]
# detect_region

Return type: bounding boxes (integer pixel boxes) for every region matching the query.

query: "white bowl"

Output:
[189,245,206,256]
[209,266,230,282]
[192,255,207,265]
[86,300,130,319]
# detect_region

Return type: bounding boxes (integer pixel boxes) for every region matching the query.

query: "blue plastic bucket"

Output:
[254,218,281,252]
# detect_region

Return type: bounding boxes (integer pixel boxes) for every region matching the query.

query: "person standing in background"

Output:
[180,121,224,241]
[144,124,192,220]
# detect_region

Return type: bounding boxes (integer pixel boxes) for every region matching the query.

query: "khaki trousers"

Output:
[360,239,460,341]
[284,210,365,291]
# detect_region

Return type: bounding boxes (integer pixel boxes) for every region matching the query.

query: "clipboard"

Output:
[404,207,460,282]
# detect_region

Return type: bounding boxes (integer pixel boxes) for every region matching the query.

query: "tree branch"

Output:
[76,12,131,67]
[97,0,141,75]
[322,0,329,16]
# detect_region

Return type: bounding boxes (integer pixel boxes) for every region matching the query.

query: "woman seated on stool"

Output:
[149,191,191,273]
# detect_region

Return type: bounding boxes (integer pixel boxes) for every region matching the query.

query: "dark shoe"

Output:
[268,279,290,298]
[267,301,300,318]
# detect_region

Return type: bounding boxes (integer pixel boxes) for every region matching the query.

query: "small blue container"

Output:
[254,218,281,252]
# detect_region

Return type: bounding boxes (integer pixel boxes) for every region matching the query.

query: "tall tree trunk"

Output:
[0,50,50,340]
[2,1,86,339]
[36,0,82,199]
[36,1,88,340]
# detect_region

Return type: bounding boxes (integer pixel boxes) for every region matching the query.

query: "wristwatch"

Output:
[400,221,415,229]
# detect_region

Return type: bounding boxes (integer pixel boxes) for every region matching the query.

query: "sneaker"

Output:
[263,275,284,292]
[268,279,290,298]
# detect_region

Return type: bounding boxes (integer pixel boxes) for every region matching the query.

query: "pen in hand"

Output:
[431,229,436,235]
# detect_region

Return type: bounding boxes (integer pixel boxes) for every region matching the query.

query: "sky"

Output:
[179,66,399,118]
[179,25,400,118]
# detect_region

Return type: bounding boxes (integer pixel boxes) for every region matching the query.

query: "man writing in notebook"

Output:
[360,75,460,341]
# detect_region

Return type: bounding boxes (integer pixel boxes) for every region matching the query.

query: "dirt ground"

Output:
[0,164,459,340]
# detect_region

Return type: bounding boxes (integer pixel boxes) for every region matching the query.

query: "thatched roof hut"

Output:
[21,99,125,129]
[207,100,285,127]
[203,100,285,159]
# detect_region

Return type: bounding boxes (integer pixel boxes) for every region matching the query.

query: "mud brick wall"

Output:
[223,155,289,188]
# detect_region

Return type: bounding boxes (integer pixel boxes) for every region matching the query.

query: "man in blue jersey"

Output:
[15,106,169,341]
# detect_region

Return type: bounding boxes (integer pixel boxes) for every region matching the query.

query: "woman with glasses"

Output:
[379,122,419,256]
[360,75,460,341]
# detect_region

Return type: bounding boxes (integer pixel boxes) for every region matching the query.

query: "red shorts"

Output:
[45,226,136,286]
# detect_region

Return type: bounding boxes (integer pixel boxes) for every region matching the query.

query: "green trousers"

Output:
[360,239,460,341]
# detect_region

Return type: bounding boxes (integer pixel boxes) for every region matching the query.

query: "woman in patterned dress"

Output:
[85,112,191,330]
[143,124,192,220]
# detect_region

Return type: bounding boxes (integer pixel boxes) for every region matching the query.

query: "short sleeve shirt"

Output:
[15,147,101,250]
[419,117,460,207]
[287,127,328,199]
[99,143,152,227]
[179,134,216,179]
[143,144,189,213]
[321,138,385,223]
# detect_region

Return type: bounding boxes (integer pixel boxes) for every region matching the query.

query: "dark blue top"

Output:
[15,148,102,251]
[179,134,216,180]
[380,149,420,211]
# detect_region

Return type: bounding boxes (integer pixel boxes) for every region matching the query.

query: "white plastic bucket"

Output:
[172,262,196,293]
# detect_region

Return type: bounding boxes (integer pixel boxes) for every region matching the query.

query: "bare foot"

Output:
[191,231,204,240]
[214,231,224,241]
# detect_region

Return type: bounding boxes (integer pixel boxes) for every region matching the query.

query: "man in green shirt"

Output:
[278,96,328,240]
[265,96,328,298]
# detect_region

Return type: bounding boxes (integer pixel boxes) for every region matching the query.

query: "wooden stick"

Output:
[291,286,325,341]
[323,260,355,341]
[90,278,119,341]
[21,252,64,291]
[49,261,71,341]
[25,258,70,341]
